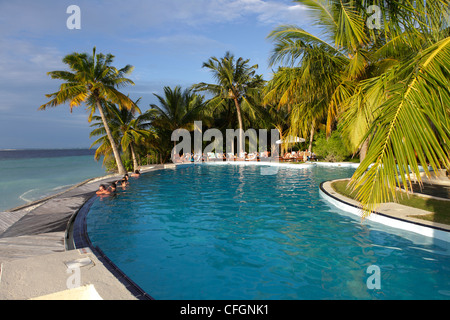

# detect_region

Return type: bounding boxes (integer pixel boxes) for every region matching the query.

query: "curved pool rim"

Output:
[71,161,450,300]
[71,194,154,300]
[319,180,450,243]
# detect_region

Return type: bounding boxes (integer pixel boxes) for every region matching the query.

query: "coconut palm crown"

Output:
[192,51,264,154]
[267,0,450,216]
[39,47,136,175]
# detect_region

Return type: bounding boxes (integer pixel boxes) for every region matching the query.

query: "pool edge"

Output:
[70,177,156,300]
[70,162,450,301]
[319,180,450,243]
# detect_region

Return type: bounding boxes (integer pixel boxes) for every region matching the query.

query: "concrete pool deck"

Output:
[0,161,449,299]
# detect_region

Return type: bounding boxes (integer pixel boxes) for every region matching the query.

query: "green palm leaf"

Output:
[39,47,135,174]
[351,36,450,216]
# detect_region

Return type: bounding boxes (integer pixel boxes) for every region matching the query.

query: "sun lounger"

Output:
[280,153,293,162]
[259,151,270,162]
[226,153,235,161]
[307,152,317,161]
[246,152,258,161]
[293,152,304,162]
[181,153,192,162]
[193,153,202,162]
[215,153,225,161]
[172,153,183,163]
[235,152,246,161]
[207,152,216,161]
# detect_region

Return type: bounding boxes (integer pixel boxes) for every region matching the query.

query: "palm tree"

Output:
[150,86,204,133]
[148,86,204,161]
[192,52,264,154]
[264,46,346,152]
[122,109,154,171]
[90,100,153,172]
[268,0,450,215]
[39,47,135,175]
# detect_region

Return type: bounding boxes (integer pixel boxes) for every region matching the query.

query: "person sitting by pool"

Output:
[282,152,292,161]
[96,184,111,195]
[119,179,128,189]
[172,153,182,163]
[131,169,140,178]
[303,151,308,162]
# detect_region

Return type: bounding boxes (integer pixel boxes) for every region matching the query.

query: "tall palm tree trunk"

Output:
[96,100,127,175]
[308,124,315,153]
[277,126,283,156]
[233,98,244,154]
[130,143,139,172]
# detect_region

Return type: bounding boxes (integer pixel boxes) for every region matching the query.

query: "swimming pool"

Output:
[87,164,450,299]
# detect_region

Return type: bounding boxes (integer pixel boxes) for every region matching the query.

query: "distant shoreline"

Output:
[0,148,97,160]
[0,147,92,151]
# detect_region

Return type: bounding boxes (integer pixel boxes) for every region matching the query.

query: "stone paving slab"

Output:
[0,248,137,300]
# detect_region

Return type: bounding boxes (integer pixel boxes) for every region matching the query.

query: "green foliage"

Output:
[104,152,134,173]
[192,52,264,152]
[313,130,352,162]
[268,0,450,216]
[122,158,133,172]
[40,47,135,175]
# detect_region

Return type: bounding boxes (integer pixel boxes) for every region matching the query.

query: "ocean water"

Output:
[0,149,107,211]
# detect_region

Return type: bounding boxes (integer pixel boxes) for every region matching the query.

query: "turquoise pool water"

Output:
[87,164,450,299]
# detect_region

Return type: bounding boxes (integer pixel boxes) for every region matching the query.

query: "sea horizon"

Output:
[0,148,106,211]
[0,147,93,151]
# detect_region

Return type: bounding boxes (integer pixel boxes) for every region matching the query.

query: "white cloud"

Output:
[0,0,312,148]
[0,39,64,80]
[0,38,64,112]
[152,0,310,28]
[0,1,310,38]
[125,33,229,55]
[185,0,308,26]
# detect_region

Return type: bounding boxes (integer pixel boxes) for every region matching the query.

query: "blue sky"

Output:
[0,0,316,149]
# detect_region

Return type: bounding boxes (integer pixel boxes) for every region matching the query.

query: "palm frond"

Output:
[350,36,450,216]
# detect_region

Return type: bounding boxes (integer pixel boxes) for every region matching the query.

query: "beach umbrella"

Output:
[276,136,305,144]
[276,136,305,152]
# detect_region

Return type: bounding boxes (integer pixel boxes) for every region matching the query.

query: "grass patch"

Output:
[331,179,450,225]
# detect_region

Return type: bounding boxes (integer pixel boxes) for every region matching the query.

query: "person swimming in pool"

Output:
[96,184,111,195]
[108,182,117,193]
[131,169,140,177]
[119,179,128,189]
